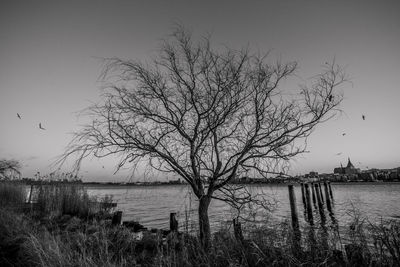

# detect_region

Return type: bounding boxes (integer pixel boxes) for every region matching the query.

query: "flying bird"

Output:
[336,152,342,156]
[342,133,346,136]
[39,123,46,130]
[362,115,365,120]
[17,113,21,119]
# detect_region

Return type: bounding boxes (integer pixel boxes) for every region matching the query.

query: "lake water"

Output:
[86,183,400,231]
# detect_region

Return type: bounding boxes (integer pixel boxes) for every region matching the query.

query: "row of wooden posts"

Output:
[231,181,336,244]
[288,181,336,250]
[294,181,335,226]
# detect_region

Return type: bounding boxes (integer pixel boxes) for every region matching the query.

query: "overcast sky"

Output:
[1,0,399,182]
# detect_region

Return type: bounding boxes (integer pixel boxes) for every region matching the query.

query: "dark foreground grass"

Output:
[1,182,400,266]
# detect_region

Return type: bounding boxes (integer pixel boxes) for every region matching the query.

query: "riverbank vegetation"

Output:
[1,181,400,266]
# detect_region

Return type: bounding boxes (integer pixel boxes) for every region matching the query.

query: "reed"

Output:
[35,183,95,219]
[0,181,26,208]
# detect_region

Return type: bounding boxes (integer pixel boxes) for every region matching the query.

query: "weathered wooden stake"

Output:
[300,182,307,209]
[170,212,178,232]
[311,182,317,207]
[305,183,314,225]
[288,185,301,250]
[328,182,334,200]
[112,211,123,226]
[314,183,326,223]
[318,182,324,204]
[323,182,332,214]
[288,185,299,230]
[233,218,244,243]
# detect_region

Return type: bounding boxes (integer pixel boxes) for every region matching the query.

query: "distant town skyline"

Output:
[1,0,399,182]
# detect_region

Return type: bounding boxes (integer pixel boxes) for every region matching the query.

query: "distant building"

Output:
[359,171,376,181]
[334,158,360,175]
[301,171,319,182]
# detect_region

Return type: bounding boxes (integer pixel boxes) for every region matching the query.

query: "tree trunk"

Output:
[198,196,211,250]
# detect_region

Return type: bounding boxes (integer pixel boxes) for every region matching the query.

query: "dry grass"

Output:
[2,208,400,266]
[0,209,159,266]
[35,183,94,218]
[0,182,26,210]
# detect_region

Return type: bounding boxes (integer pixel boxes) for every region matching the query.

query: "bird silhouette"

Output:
[362,115,365,120]
[17,113,21,119]
[328,95,333,102]
[39,123,46,130]
[342,133,346,136]
[336,152,342,156]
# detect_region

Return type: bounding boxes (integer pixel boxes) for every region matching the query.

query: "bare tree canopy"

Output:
[59,27,347,248]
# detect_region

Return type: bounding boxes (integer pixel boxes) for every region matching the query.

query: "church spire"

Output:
[347,157,355,168]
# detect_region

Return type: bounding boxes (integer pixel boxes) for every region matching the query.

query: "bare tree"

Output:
[59,27,347,249]
[0,159,21,180]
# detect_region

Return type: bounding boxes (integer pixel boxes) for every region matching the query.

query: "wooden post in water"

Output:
[323,182,332,214]
[305,184,314,225]
[288,185,299,230]
[288,185,301,250]
[314,183,326,223]
[112,211,123,226]
[170,212,178,232]
[311,182,316,207]
[318,182,324,204]
[233,218,244,243]
[300,182,307,210]
[328,182,334,200]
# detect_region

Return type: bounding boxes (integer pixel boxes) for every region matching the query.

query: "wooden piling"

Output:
[328,182,334,200]
[305,183,314,225]
[288,185,299,230]
[170,212,178,232]
[288,185,301,250]
[311,182,317,207]
[112,211,123,226]
[323,182,332,214]
[318,182,324,204]
[314,183,326,223]
[300,182,307,209]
